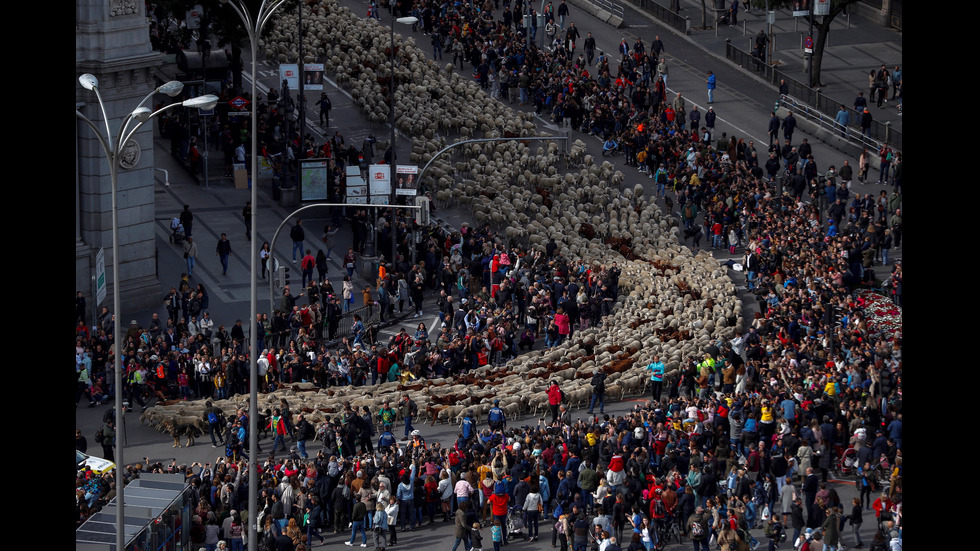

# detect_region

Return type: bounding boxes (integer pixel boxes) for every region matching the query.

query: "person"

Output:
[878,144,893,185]
[400,395,418,440]
[315,249,329,283]
[290,220,305,263]
[373,502,389,549]
[547,380,563,423]
[860,108,873,138]
[183,237,198,277]
[782,111,797,142]
[295,413,314,459]
[242,201,252,241]
[891,65,902,99]
[645,355,665,400]
[267,408,288,455]
[589,368,607,414]
[318,92,332,126]
[835,105,849,137]
[180,204,194,237]
[584,32,596,65]
[452,501,472,551]
[706,71,716,103]
[260,242,271,279]
[301,249,316,288]
[471,522,485,551]
[216,233,232,276]
[686,506,710,551]
[203,400,225,448]
[821,506,841,551]
[98,417,115,461]
[347,495,369,546]
[854,91,868,113]
[768,112,780,147]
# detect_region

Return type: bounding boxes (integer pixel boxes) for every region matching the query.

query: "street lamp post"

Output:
[217,1,288,550]
[389,15,417,266]
[76,73,217,551]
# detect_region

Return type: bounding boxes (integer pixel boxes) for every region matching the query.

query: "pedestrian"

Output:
[768,112,780,147]
[704,106,716,136]
[782,111,796,142]
[835,105,849,137]
[848,497,864,548]
[99,417,115,461]
[706,71,716,103]
[260,242,271,279]
[588,368,606,414]
[290,219,305,263]
[860,108,873,138]
[315,249,329,283]
[318,92,332,126]
[184,236,198,277]
[301,249,316,287]
[216,233,232,276]
[242,201,251,241]
[180,204,194,238]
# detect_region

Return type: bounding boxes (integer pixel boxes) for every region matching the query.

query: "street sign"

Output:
[228,96,251,110]
[804,36,813,54]
[95,248,106,307]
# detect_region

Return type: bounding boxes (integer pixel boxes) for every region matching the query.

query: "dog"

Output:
[159,417,205,448]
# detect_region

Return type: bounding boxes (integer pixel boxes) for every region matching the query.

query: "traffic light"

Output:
[283,266,291,287]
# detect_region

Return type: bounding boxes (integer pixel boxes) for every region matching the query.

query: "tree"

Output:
[752,0,861,87]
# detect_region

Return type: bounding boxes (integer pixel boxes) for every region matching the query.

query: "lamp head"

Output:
[183,94,219,111]
[79,73,99,91]
[132,107,152,123]
[159,80,184,97]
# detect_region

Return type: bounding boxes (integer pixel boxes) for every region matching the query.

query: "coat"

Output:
[455,508,469,538]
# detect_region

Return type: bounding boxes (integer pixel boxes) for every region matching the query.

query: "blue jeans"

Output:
[708,88,714,103]
[297,439,308,459]
[404,416,414,438]
[273,434,286,452]
[400,500,416,530]
[186,255,196,276]
[589,392,604,413]
[219,254,229,275]
[349,520,367,544]
[713,234,722,248]
[451,536,471,551]
[292,240,304,261]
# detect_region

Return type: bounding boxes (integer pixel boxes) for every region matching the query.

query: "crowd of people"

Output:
[77,1,903,549]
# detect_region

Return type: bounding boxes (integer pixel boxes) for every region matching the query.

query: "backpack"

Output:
[684,203,695,219]
[208,411,219,425]
[653,498,666,517]
[690,519,704,537]
[95,428,105,444]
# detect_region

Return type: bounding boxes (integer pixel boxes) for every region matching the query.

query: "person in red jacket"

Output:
[488,484,511,545]
[547,380,564,424]
[267,407,289,455]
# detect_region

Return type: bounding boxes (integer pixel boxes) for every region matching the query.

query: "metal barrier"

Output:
[619,0,689,33]
[725,42,902,151]
[593,0,626,19]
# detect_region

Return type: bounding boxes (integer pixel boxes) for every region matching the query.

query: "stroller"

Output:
[506,506,526,541]
[169,217,186,245]
[834,446,859,478]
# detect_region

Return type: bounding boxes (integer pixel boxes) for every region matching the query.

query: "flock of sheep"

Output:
[138,0,742,442]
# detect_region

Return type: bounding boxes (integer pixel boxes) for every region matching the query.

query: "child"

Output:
[490,520,503,551]
[471,522,484,551]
